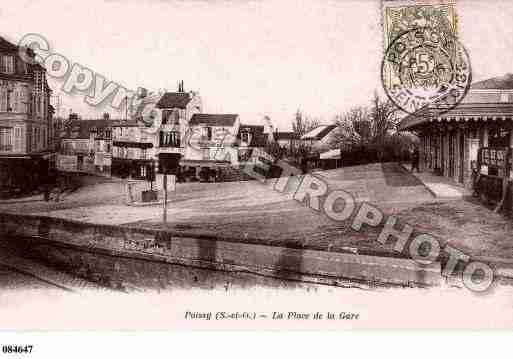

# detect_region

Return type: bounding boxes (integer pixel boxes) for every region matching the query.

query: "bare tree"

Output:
[292,109,320,137]
[368,92,400,145]
[330,106,368,148]
[330,93,400,149]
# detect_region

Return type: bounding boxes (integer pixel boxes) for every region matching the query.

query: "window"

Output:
[1,56,14,74]
[206,127,212,140]
[159,131,180,147]
[0,88,6,112]
[162,109,181,125]
[14,127,21,151]
[0,127,13,151]
[241,131,250,144]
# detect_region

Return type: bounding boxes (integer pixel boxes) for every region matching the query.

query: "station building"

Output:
[399,74,513,211]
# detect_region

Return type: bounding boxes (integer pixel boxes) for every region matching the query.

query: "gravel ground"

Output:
[3,163,513,261]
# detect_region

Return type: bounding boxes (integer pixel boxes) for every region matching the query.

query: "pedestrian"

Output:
[54,174,65,202]
[411,146,420,173]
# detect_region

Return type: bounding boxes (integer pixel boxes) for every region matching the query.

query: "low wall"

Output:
[0,212,441,289]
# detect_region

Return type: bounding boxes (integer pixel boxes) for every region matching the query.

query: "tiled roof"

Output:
[62,119,114,139]
[156,92,192,109]
[189,114,238,127]
[471,73,513,90]
[301,125,337,140]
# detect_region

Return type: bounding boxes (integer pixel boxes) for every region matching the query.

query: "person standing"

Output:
[411,146,420,173]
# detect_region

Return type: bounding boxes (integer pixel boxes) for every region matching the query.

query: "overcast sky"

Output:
[2,0,513,129]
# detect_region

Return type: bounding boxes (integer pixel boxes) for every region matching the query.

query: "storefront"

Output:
[0,152,55,197]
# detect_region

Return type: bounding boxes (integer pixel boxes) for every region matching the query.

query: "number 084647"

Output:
[2,345,33,354]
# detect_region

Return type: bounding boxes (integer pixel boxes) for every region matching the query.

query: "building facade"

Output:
[111,120,155,180]
[399,74,513,212]
[58,116,113,175]
[0,37,53,195]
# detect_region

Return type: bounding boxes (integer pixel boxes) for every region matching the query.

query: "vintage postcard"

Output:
[1,0,513,345]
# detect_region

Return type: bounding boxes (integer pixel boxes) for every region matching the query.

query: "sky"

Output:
[2,0,513,130]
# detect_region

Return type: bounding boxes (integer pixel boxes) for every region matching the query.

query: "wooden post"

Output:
[163,174,168,223]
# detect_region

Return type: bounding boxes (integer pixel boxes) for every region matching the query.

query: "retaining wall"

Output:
[0,212,441,289]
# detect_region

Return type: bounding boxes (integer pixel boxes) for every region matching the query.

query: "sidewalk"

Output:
[400,164,472,199]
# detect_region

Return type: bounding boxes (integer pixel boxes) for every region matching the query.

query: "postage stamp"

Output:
[381,1,471,114]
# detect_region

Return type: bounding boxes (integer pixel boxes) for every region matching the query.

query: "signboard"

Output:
[56,154,78,172]
[480,148,508,168]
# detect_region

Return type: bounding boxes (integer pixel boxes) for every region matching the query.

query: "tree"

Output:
[330,93,400,148]
[292,109,320,138]
[330,106,368,148]
[368,92,400,145]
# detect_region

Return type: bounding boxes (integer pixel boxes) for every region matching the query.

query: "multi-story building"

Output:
[0,36,53,195]
[111,84,273,182]
[111,120,154,179]
[58,114,113,175]
[111,86,203,179]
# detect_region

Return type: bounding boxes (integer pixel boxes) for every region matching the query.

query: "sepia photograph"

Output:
[0,0,513,349]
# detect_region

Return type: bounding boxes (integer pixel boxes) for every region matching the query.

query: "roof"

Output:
[471,74,513,90]
[62,119,114,139]
[301,125,337,140]
[399,73,513,131]
[320,149,341,160]
[237,125,268,147]
[0,37,19,53]
[274,131,299,140]
[189,114,238,127]
[156,92,192,109]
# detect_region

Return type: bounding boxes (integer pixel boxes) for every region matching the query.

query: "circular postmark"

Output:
[381,27,471,115]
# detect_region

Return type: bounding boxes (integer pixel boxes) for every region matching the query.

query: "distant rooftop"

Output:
[189,114,238,127]
[471,73,513,90]
[301,125,337,141]
[156,92,193,109]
